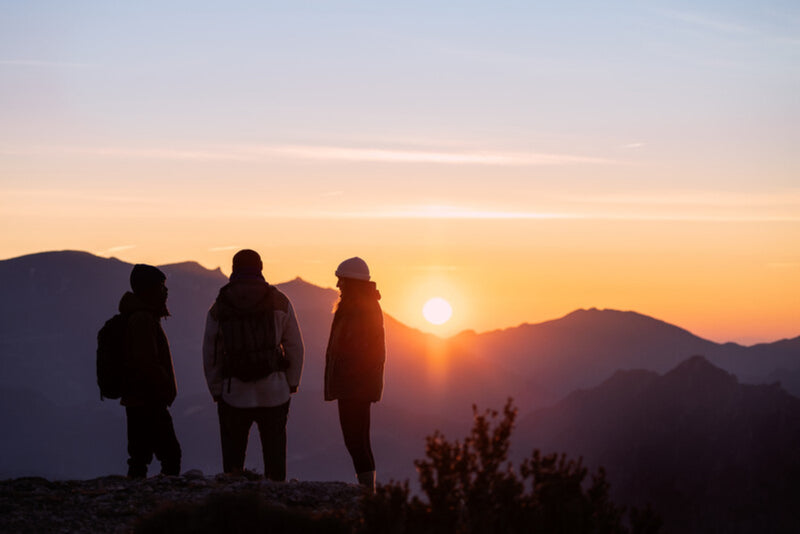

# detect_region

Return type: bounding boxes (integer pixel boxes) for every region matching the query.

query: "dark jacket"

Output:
[119,291,177,407]
[324,284,385,402]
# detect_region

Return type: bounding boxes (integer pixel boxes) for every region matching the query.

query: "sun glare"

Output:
[423,297,453,325]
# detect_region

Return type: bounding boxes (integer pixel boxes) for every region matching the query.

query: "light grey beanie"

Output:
[335,257,371,281]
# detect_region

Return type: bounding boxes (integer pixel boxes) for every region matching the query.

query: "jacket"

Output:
[119,291,177,407]
[324,290,385,402]
[203,278,304,408]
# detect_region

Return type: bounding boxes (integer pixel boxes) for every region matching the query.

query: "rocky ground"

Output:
[0,471,365,533]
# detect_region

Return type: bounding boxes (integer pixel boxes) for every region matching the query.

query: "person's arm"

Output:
[202,307,224,401]
[280,300,304,393]
[125,312,169,391]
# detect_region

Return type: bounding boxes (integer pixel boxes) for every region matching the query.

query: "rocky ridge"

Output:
[0,471,364,533]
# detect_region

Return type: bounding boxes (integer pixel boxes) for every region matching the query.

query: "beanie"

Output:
[335,257,370,281]
[232,249,263,275]
[130,264,166,294]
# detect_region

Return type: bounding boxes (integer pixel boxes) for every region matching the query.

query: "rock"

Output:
[0,475,364,533]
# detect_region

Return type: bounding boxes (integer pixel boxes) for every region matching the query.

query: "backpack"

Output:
[215,286,288,382]
[96,313,129,400]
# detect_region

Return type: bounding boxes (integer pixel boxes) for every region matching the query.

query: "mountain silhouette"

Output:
[517,356,800,533]
[1,249,798,526]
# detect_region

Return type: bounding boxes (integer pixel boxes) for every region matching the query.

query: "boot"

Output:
[357,470,376,494]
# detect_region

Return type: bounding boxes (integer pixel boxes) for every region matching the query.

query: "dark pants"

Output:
[338,398,375,473]
[125,405,181,478]
[217,399,290,481]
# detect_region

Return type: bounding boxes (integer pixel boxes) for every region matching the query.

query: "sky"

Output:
[1,1,798,344]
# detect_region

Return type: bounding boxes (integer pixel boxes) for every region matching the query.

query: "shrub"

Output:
[361,399,661,534]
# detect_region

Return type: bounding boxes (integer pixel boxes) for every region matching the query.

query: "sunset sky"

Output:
[1,1,798,343]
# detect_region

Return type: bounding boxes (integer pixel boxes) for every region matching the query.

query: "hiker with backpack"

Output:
[202,249,304,481]
[325,257,386,493]
[99,264,181,478]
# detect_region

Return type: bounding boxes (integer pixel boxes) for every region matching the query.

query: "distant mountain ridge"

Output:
[517,355,800,533]
[1,250,799,533]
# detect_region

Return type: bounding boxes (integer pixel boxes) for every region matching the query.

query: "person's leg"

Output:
[255,400,290,481]
[217,400,252,474]
[125,406,153,478]
[151,406,182,476]
[337,399,375,474]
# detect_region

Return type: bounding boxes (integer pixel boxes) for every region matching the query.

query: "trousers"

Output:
[217,399,290,481]
[337,398,375,473]
[125,405,181,478]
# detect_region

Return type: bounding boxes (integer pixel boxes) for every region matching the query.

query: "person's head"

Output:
[130,264,169,316]
[334,256,380,307]
[231,249,263,280]
[335,257,370,288]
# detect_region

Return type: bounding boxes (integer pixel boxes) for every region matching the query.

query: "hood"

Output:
[118,291,156,315]
[218,279,272,311]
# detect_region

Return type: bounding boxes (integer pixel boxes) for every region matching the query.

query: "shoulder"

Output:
[126,310,156,333]
[208,302,219,321]
[268,286,291,313]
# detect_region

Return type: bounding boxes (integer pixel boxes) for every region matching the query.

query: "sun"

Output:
[422,297,453,325]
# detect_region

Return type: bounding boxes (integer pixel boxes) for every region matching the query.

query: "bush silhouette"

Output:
[362,399,661,534]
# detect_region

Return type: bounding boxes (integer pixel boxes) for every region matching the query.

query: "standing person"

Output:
[120,264,181,478]
[325,257,386,493]
[203,249,304,481]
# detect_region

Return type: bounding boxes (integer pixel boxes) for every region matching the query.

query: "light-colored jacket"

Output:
[202,279,304,408]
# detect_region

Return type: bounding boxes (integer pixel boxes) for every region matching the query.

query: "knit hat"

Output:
[335,257,370,281]
[232,249,263,275]
[130,264,166,294]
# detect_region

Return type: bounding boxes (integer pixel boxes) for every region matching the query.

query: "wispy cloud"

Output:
[337,205,583,220]
[1,144,618,166]
[0,59,94,67]
[656,8,800,48]
[2,188,166,205]
[323,206,800,223]
[564,190,800,208]
[208,246,240,252]
[767,262,800,269]
[411,265,460,272]
[657,10,756,36]
[252,145,617,166]
[97,245,137,256]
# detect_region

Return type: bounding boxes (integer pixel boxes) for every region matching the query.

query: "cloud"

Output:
[657,10,756,36]
[564,190,800,208]
[254,145,617,166]
[330,205,584,220]
[1,143,617,166]
[98,245,137,256]
[411,265,460,272]
[208,246,240,252]
[0,59,94,67]
[2,188,165,205]
[767,262,800,269]
[656,8,800,48]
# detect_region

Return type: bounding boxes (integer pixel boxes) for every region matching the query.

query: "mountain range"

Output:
[1,250,798,532]
[518,355,800,533]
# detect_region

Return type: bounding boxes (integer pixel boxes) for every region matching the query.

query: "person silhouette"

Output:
[119,264,181,478]
[324,257,386,492]
[202,249,304,481]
